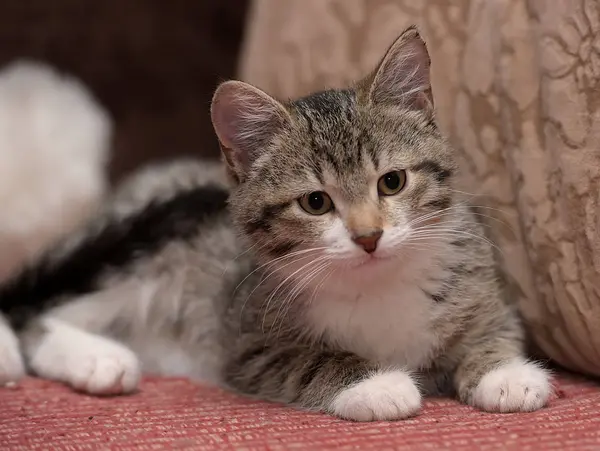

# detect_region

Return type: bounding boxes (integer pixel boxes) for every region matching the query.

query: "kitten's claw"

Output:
[329,370,421,421]
[473,359,551,413]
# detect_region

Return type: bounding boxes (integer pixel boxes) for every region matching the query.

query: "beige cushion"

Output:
[240,0,600,376]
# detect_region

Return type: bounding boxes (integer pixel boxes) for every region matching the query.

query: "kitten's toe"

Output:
[473,359,551,413]
[0,321,25,385]
[69,348,140,395]
[28,319,141,395]
[329,370,421,421]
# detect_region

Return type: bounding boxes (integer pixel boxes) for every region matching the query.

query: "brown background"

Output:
[0,0,249,183]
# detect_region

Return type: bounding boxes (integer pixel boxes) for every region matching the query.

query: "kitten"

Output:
[0,26,551,420]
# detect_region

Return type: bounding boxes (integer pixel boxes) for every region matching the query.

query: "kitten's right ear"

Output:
[211,81,291,183]
[363,26,433,114]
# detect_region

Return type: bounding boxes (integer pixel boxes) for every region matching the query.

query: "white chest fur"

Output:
[305,259,448,369]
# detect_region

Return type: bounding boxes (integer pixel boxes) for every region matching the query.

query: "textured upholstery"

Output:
[240,0,600,377]
[1,375,599,450]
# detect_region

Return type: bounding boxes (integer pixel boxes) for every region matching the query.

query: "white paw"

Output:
[329,370,421,422]
[29,319,140,395]
[0,318,25,385]
[473,359,551,413]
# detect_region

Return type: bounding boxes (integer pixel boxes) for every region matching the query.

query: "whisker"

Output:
[409,208,513,234]
[447,188,481,197]
[412,220,496,233]
[286,260,330,305]
[269,260,332,338]
[260,255,330,332]
[408,199,512,230]
[237,250,327,332]
[308,266,336,305]
[220,240,265,277]
[406,231,503,255]
[232,241,263,261]
[233,246,327,296]
[276,264,338,340]
[261,259,328,335]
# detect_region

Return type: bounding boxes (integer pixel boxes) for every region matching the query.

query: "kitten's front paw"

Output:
[29,320,141,395]
[0,321,25,385]
[329,370,421,421]
[67,350,141,395]
[473,359,551,413]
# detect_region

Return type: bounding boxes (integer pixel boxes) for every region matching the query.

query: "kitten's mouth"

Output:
[349,253,391,269]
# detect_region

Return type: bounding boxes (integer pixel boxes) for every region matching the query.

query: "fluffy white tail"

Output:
[0,61,112,283]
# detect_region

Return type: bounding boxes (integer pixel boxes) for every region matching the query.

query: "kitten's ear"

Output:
[365,26,433,113]
[211,81,291,183]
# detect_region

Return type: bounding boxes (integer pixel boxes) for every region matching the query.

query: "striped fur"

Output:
[0,26,550,420]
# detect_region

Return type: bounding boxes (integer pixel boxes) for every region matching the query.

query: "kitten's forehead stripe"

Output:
[290,89,379,197]
[294,89,356,116]
[359,130,379,170]
[311,160,325,186]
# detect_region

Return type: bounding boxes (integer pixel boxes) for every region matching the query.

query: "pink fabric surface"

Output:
[1,374,599,450]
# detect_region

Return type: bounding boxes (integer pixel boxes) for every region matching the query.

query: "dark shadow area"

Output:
[0,0,249,182]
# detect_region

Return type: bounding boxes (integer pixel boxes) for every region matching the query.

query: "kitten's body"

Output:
[0,27,550,420]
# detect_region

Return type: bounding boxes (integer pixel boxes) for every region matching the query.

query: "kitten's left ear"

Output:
[365,26,433,113]
[211,81,291,183]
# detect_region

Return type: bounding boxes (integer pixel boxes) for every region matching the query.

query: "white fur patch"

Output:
[330,370,421,421]
[29,319,140,395]
[0,316,25,385]
[306,241,455,368]
[0,61,111,283]
[473,359,551,413]
[306,209,461,369]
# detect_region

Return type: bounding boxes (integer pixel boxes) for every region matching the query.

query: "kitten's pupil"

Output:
[384,172,401,190]
[308,192,324,210]
[378,170,406,196]
[299,191,332,215]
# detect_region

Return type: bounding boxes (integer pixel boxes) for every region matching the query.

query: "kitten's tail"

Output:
[0,60,112,285]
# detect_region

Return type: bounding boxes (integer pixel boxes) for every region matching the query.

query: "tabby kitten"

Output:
[0,26,551,421]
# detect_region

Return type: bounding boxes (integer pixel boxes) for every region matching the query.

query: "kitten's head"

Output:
[211,26,458,282]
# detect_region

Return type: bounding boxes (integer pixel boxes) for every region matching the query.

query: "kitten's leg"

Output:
[21,317,140,395]
[18,282,152,394]
[0,314,25,385]
[225,342,421,421]
[453,314,551,413]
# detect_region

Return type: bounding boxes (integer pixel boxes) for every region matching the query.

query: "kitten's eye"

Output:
[378,170,407,196]
[298,191,333,215]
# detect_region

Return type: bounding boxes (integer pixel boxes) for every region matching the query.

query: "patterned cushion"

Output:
[240,0,600,377]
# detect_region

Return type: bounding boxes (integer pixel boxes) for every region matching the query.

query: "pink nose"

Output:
[352,230,383,254]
